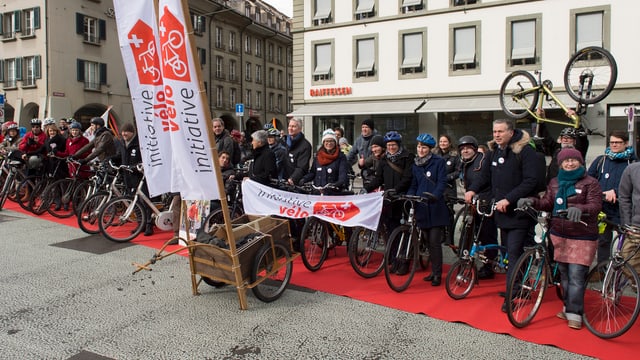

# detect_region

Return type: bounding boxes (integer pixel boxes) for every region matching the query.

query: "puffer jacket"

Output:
[488,129,539,229]
[533,173,601,239]
[407,154,449,228]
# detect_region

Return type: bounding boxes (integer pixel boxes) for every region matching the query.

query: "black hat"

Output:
[371,135,385,148]
[362,119,374,130]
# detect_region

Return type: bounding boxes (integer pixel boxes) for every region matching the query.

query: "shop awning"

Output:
[288,99,426,117]
[416,96,501,113]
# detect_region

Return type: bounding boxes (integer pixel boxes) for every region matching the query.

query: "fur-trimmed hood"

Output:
[487,128,531,155]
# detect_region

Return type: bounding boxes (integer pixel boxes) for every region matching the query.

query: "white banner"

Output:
[114,0,173,197]
[242,180,383,231]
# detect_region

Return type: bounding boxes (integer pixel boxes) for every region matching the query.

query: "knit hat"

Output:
[321,129,337,143]
[557,147,584,165]
[362,119,374,130]
[339,137,348,146]
[370,135,385,148]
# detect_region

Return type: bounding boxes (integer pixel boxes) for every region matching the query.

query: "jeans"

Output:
[558,262,589,321]
[597,225,614,264]
[501,227,535,291]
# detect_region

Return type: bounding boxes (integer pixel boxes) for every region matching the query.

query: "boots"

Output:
[144,223,154,236]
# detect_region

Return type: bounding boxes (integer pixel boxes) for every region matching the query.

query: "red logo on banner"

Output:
[128,20,162,85]
[158,6,191,81]
[313,201,360,221]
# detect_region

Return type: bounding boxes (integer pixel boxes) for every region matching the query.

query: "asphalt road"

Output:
[0,209,592,359]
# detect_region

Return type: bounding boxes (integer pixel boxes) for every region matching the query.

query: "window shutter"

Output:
[100,63,107,84]
[77,59,85,81]
[0,14,3,35]
[76,13,84,34]
[99,19,106,40]
[0,60,5,82]
[14,10,21,33]
[34,55,41,78]
[34,7,41,29]
[15,57,22,80]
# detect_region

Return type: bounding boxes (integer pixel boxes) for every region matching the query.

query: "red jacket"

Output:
[19,131,47,155]
[62,135,91,178]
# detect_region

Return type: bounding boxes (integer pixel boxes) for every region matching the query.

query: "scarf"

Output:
[553,166,585,214]
[604,146,634,160]
[414,153,432,167]
[317,147,339,166]
[386,147,404,163]
[286,133,302,148]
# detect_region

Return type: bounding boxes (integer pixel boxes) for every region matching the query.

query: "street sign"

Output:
[235,103,244,116]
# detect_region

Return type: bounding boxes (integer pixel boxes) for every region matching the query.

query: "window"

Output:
[77,59,106,90]
[196,47,206,66]
[245,6,251,18]
[268,92,274,111]
[191,14,205,35]
[453,0,478,6]
[256,39,263,57]
[288,96,293,113]
[354,37,377,80]
[245,62,252,81]
[288,73,293,90]
[229,31,237,53]
[313,42,332,82]
[277,46,283,64]
[256,91,262,110]
[277,70,283,89]
[313,0,333,25]
[215,27,224,49]
[229,60,237,82]
[287,48,293,66]
[245,89,252,108]
[355,0,375,20]
[508,17,539,67]
[277,94,283,113]
[22,8,40,37]
[400,31,425,75]
[245,35,251,54]
[450,23,480,73]
[216,86,224,108]
[268,68,274,87]
[1,58,19,88]
[1,11,20,40]
[256,64,262,83]
[255,9,261,22]
[268,43,274,62]
[401,0,423,13]
[76,13,106,44]
[22,55,40,86]
[216,56,224,79]
[230,88,237,109]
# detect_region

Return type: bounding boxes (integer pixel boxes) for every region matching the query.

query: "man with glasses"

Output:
[587,130,636,263]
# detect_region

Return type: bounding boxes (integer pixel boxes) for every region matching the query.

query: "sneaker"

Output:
[144,224,154,236]
[568,320,582,330]
[556,311,567,320]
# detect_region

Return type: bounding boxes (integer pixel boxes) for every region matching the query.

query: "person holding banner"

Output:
[406,133,449,286]
[300,129,349,195]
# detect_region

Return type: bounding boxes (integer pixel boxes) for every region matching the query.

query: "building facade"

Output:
[290,0,640,161]
[0,0,292,132]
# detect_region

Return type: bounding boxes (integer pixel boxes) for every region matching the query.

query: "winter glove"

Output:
[517,198,533,209]
[566,207,582,222]
[27,137,37,146]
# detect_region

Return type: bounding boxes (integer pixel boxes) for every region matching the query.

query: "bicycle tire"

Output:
[499,70,539,119]
[564,46,617,105]
[384,225,419,292]
[15,176,37,211]
[201,277,228,288]
[506,247,548,328]
[583,260,640,339]
[299,217,329,271]
[251,242,292,302]
[71,179,91,216]
[98,197,145,242]
[30,180,52,215]
[47,179,76,218]
[348,226,385,278]
[6,169,25,203]
[78,191,110,234]
[0,172,12,210]
[445,259,477,300]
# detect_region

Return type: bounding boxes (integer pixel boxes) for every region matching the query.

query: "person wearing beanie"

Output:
[300,128,349,194]
[338,136,351,155]
[517,146,601,330]
[546,128,579,184]
[346,119,378,166]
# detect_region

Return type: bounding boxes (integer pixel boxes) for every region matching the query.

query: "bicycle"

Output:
[77,161,128,234]
[506,206,573,328]
[500,46,617,137]
[299,183,353,272]
[0,152,26,210]
[201,166,249,233]
[98,169,175,242]
[383,193,433,292]
[39,157,91,218]
[583,220,640,339]
[445,198,508,299]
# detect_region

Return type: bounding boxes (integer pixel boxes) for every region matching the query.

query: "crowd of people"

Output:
[3,114,639,331]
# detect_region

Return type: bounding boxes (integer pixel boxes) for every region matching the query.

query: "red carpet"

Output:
[6,200,637,359]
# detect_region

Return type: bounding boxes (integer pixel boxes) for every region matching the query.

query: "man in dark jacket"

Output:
[284,118,311,185]
[488,119,539,312]
[73,117,116,164]
[212,118,236,164]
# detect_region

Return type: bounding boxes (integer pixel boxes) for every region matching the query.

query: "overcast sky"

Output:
[263,0,292,17]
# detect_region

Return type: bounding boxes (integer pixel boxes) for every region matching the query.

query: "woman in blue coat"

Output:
[406,133,449,286]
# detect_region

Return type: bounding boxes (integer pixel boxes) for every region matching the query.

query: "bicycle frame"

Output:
[516,72,581,129]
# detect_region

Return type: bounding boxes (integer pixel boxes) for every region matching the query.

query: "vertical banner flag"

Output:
[115,0,221,200]
[114,0,173,196]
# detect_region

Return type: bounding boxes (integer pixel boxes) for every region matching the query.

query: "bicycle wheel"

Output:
[506,248,548,328]
[47,179,75,218]
[15,176,37,211]
[78,191,110,234]
[445,259,477,300]
[299,217,329,271]
[583,260,640,339]
[251,242,293,302]
[30,180,51,215]
[499,70,539,119]
[99,197,145,242]
[384,225,419,292]
[0,172,13,210]
[348,225,386,278]
[6,170,25,203]
[564,46,617,105]
[71,179,91,216]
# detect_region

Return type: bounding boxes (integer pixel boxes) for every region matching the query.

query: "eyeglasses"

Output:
[609,141,626,145]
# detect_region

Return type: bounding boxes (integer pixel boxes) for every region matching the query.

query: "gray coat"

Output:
[619,162,640,227]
